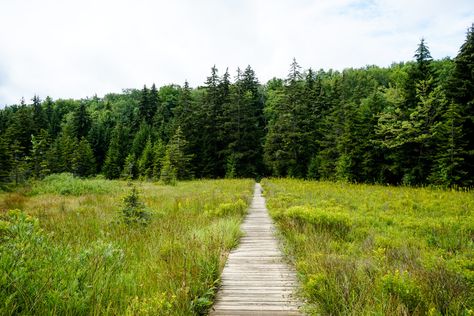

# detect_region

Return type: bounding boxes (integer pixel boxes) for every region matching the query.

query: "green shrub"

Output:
[304,256,375,315]
[382,270,424,314]
[29,173,118,196]
[0,210,126,315]
[285,205,351,239]
[205,199,247,218]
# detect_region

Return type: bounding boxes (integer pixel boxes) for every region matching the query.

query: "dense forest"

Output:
[1,25,473,187]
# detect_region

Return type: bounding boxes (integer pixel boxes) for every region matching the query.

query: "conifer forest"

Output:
[1,26,474,188]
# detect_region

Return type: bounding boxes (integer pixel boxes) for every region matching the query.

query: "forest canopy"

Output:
[1,24,474,187]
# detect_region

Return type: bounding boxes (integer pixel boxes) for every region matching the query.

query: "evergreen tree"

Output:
[446,24,474,185]
[138,137,154,180]
[32,95,48,133]
[29,130,50,179]
[162,126,192,180]
[131,122,152,158]
[414,38,433,79]
[404,38,434,111]
[152,139,166,180]
[264,59,310,177]
[10,140,28,185]
[103,124,127,179]
[225,66,265,177]
[5,105,34,154]
[70,102,91,139]
[138,85,151,125]
[0,136,12,185]
[429,101,466,186]
[149,83,159,124]
[122,153,138,180]
[153,85,179,141]
[199,66,223,177]
[73,137,96,177]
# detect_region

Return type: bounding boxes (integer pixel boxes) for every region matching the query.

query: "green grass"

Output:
[0,174,254,315]
[262,178,474,315]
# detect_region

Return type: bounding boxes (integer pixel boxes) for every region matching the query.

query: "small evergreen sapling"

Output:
[120,186,150,225]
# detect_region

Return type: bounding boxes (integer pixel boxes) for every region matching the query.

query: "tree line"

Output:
[1,25,473,187]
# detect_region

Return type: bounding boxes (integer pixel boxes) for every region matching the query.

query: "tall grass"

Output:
[262,178,473,315]
[0,174,254,315]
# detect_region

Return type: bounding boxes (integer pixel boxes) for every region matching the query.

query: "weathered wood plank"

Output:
[210,183,303,315]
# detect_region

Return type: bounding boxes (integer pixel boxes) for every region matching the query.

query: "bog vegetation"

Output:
[1,25,474,188]
[262,178,473,315]
[0,174,254,315]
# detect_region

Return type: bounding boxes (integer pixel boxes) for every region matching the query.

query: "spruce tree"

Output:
[138,85,151,125]
[200,66,222,177]
[0,136,12,185]
[71,102,91,139]
[29,130,50,179]
[32,95,48,134]
[138,137,154,180]
[446,24,474,185]
[103,124,126,179]
[73,137,96,177]
[162,126,192,180]
[152,139,166,180]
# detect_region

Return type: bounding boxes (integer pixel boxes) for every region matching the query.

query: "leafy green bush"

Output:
[29,173,119,196]
[382,270,424,314]
[0,210,126,315]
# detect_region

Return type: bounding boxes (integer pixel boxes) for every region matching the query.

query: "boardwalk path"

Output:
[210,183,302,315]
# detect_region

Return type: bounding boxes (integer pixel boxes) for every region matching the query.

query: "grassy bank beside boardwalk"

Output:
[262,178,473,315]
[0,174,254,315]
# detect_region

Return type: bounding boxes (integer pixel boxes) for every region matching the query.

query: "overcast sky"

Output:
[0,0,473,106]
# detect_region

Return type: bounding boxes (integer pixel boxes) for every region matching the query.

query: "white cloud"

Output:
[0,0,472,106]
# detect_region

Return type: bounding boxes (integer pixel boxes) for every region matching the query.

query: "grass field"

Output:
[0,174,254,315]
[262,179,474,315]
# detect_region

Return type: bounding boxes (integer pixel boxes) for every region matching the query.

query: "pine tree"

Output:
[199,66,223,177]
[264,59,309,177]
[414,38,433,79]
[122,153,138,180]
[446,24,474,185]
[152,139,166,180]
[138,137,154,180]
[162,126,192,180]
[429,101,466,186]
[29,130,50,179]
[131,122,152,158]
[225,66,265,177]
[0,136,12,185]
[149,83,159,124]
[5,105,34,154]
[103,124,126,179]
[153,85,179,141]
[32,95,48,134]
[73,137,96,177]
[71,102,91,139]
[404,38,434,111]
[172,81,193,132]
[138,85,151,125]
[10,140,28,185]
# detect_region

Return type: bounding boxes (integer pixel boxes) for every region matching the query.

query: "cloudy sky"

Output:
[0,0,472,106]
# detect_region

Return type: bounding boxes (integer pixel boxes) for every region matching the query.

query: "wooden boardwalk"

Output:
[210,183,302,315]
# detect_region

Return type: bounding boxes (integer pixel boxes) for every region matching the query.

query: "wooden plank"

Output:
[210,183,303,315]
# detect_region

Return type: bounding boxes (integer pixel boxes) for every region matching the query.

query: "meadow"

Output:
[262,179,473,315]
[0,174,254,315]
